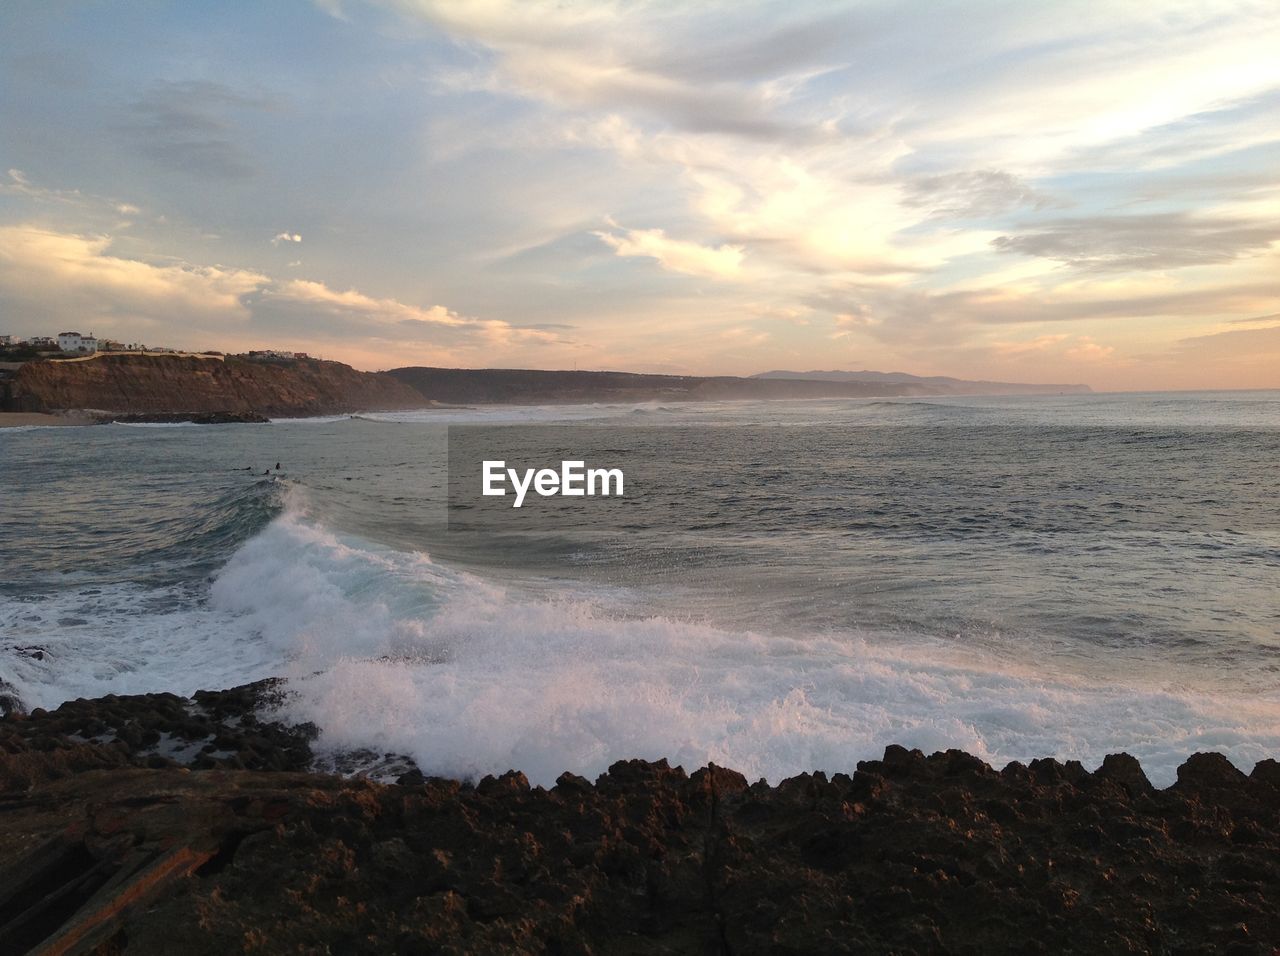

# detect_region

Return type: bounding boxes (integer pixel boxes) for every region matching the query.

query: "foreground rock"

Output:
[0,681,317,783]
[2,694,1279,953]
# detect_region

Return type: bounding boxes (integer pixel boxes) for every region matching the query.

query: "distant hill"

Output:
[387,367,916,404]
[0,355,1090,417]
[752,370,1091,395]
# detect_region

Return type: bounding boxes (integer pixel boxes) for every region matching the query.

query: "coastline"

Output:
[2,681,1277,953]
[0,411,105,428]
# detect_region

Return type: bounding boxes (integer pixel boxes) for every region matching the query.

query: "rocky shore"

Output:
[2,683,1278,954]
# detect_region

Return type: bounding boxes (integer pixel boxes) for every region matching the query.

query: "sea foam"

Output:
[219,498,1280,788]
[7,491,1279,787]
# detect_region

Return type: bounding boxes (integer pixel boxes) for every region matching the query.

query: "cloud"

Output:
[7,2,1280,384]
[264,279,470,329]
[747,303,810,325]
[332,0,1280,384]
[903,170,1058,220]
[1068,86,1280,172]
[1159,323,1280,387]
[1229,312,1280,325]
[1174,322,1280,356]
[992,333,1114,362]
[993,334,1070,356]
[2,169,141,224]
[0,225,267,326]
[121,80,271,179]
[1064,336,1116,362]
[0,224,557,361]
[797,269,1280,356]
[833,307,874,329]
[595,225,744,279]
[719,325,770,347]
[992,213,1280,272]
[385,0,833,143]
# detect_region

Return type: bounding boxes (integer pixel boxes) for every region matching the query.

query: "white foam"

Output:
[268,414,353,425]
[0,583,279,710]
[109,421,201,428]
[10,494,1279,787]
[276,580,1280,788]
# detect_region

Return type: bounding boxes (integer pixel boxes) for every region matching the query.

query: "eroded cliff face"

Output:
[5,354,425,416]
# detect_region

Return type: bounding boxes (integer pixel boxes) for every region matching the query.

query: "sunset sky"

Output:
[1,1,1278,389]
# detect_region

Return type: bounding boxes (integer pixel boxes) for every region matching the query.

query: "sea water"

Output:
[2,391,1278,786]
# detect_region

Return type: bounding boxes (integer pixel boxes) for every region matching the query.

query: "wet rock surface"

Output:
[2,700,1279,954]
[0,680,318,787]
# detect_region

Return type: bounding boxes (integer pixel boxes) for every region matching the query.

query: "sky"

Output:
[1,1,1278,389]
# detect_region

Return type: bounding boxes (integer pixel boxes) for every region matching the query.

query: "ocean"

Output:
[3,391,1278,787]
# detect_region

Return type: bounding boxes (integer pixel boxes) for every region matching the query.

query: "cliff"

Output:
[3,354,425,417]
[388,366,916,404]
[0,356,1090,417]
[2,682,1279,954]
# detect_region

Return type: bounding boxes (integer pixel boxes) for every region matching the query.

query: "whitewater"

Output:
[3,392,1279,787]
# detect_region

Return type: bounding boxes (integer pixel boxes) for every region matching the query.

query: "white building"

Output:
[57,332,98,353]
[0,335,14,346]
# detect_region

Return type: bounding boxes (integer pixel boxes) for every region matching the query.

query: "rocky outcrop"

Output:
[4,354,424,417]
[3,687,1279,953]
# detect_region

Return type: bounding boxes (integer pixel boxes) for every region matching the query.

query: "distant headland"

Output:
[0,336,1091,422]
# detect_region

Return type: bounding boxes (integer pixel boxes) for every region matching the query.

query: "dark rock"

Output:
[396,768,426,787]
[477,770,530,795]
[553,771,592,793]
[688,762,748,798]
[1248,758,1280,787]
[1096,752,1155,795]
[112,411,271,424]
[2,697,1279,955]
[1174,752,1248,791]
[881,743,928,776]
[0,680,316,782]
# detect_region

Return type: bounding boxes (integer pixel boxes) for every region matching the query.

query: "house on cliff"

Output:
[56,332,98,354]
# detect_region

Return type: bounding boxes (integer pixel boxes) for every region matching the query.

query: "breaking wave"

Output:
[9,487,1277,788]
